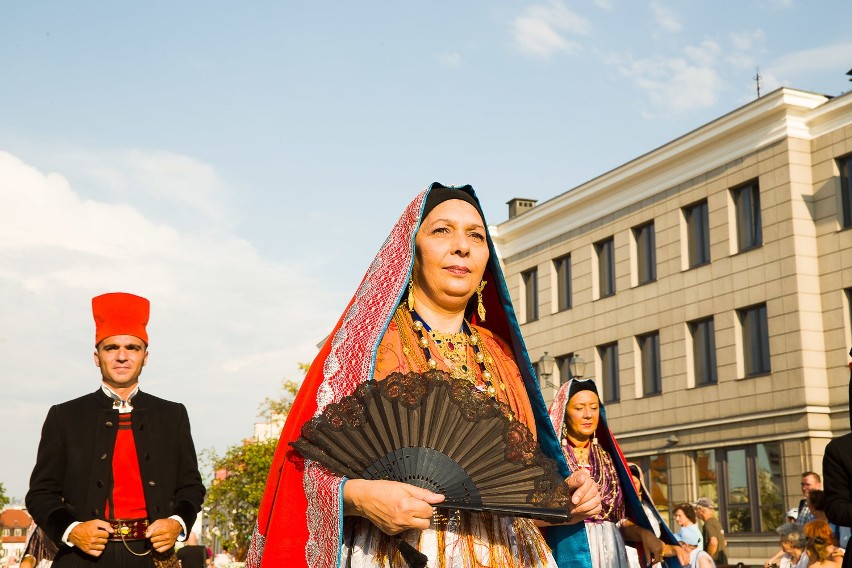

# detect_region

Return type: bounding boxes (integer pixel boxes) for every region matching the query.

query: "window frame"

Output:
[739,303,771,377]
[689,317,718,386]
[684,200,711,267]
[596,237,616,298]
[598,342,620,403]
[522,268,539,323]
[840,154,852,229]
[732,181,763,252]
[638,331,662,396]
[554,254,572,312]
[633,222,657,285]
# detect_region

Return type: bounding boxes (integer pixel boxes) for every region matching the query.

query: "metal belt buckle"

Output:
[118,522,133,537]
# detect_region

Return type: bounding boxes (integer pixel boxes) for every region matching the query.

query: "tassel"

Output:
[476,280,487,321]
[396,538,428,568]
[407,279,415,312]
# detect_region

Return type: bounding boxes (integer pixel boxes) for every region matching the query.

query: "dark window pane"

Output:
[635,223,656,284]
[640,332,661,395]
[841,156,852,228]
[649,454,670,525]
[734,183,762,251]
[555,255,572,311]
[555,353,573,387]
[696,450,719,506]
[741,304,770,376]
[691,318,717,385]
[523,268,538,322]
[596,238,616,297]
[685,201,711,267]
[599,343,619,403]
[726,448,752,532]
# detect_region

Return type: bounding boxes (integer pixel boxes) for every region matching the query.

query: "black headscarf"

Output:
[421,183,484,222]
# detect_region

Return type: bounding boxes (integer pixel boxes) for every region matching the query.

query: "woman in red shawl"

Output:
[246,184,601,568]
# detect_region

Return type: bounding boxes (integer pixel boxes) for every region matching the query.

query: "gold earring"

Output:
[407,279,415,312]
[476,280,487,321]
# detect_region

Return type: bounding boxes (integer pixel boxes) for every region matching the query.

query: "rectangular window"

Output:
[522,268,538,322]
[556,353,574,386]
[690,317,717,385]
[740,303,770,376]
[733,182,762,251]
[639,331,662,396]
[599,342,619,403]
[840,155,852,228]
[634,455,672,527]
[554,255,572,311]
[634,222,657,284]
[684,200,711,267]
[596,237,616,297]
[697,442,785,534]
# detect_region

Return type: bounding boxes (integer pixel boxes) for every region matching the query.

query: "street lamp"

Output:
[538,352,556,384]
[568,353,587,380]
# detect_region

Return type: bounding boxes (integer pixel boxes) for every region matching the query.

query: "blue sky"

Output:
[1,1,850,498]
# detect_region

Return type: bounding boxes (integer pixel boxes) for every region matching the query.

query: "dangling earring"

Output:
[476,280,487,321]
[407,279,415,312]
[592,431,598,445]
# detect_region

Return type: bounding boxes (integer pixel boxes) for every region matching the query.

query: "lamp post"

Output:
[538,351,556,385]
[568,353,587,381]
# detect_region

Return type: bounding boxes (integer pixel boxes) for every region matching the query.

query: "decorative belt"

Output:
[107,518,149,541]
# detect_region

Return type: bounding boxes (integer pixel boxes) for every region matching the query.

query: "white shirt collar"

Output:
[101,383,140,413]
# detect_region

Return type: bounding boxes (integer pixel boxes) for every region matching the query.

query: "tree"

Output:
[0,482,9,510]
[204,368,305,559]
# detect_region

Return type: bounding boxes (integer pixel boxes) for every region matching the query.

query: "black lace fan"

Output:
[291,370,572,522]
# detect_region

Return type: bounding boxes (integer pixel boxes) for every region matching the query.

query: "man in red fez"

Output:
[26,292,206,568]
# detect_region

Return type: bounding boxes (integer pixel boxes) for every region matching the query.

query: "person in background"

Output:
[808,490,851,549]
[804,520,844,568]
[675,526,715,568]
[673,503,703,550]
[25,292,206,568]
[176,532,209,568]
[786,509,799,524]
[766,523,808,568]
[694,498,728,565]
[797,472,823,526]
[213,546,234,567]
[19,522,57,568]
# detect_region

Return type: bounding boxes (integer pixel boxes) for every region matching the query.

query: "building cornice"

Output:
[493,87,852,260]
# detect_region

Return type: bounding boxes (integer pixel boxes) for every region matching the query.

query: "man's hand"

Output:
[68,520,113,557]
[146,518,182,553]
[565,469,602,523]
[343,479,445,535]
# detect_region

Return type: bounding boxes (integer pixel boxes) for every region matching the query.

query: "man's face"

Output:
[94,334,148,391]
[695,505,710,520]
[801,475,821,496]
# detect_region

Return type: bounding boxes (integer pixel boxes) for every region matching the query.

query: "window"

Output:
[740,303,770,376]
[690,317,717,385]
[639,331,662,396]
[1,528,9,537]
[733,182,762,251]
[847,288,852,344]
[635,455,672,526]
[695,443,784,534]
[599,342,619,403]
[634,222,656,284]
[522,268,538,322]
[684,200,711,267]
[596,237,616,297]
[840,155,852,228]
[13,528,22,536]
[555,353,574,386]
[554,255,572,311]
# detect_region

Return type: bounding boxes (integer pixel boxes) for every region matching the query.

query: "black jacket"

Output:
[824,433,852,568]
[26,389,206,546]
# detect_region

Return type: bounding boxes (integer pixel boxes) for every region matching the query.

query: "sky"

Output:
[1,1,850,500]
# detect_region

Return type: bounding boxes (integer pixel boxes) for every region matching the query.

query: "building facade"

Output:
[493,87,852,563]
[0,507,31,564]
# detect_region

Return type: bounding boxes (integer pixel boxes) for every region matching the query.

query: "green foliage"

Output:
[203,368,306,559]
[0,482,9,510]
[205,438,278,558]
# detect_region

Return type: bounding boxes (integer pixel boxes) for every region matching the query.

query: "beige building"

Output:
[493,87,852,562]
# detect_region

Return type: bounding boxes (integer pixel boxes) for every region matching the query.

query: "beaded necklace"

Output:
[561,424,622,522]
[410,309,498,398]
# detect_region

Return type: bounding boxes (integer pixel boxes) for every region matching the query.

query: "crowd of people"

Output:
[15,184,852,568]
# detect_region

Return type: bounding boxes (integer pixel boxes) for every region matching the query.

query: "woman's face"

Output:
[631,474,642,496]
[413,199,489,314]
[674,509,690,527]
[563,390,600,444]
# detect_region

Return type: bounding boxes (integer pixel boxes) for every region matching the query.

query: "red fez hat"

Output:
[92,292,150,345]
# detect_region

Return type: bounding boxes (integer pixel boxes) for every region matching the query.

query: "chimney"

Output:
[507,198,537,219]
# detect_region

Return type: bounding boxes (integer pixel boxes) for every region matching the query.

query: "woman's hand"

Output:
[343,479,445,535]
[564,469,602,523]
[622,522,664,566]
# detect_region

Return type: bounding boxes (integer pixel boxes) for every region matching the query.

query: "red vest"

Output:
[105,413,147,519]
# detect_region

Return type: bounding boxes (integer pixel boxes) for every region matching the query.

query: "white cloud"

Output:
[593,0,613,11]
[650,0,682,33]
[618,48,725,114]
[729,29,766,52]
[767,41,852,79]
[0,150,338,497]
[436,52,463,68]
[512,1,590,58]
